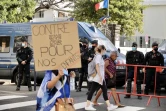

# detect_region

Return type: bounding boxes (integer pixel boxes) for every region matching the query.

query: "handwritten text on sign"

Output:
[31,22,81,71]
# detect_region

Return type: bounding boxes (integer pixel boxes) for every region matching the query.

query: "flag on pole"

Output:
[99,16,110,24]
[95,0,109,11]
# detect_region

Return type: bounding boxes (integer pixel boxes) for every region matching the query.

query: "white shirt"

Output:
[89,53,105,84]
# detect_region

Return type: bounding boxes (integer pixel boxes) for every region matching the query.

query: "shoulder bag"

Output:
[55,76,75,111]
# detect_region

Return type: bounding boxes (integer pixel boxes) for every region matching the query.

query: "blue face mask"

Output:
[132,47,137,51]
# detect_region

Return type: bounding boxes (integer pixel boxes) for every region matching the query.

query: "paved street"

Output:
[0,80,166,111]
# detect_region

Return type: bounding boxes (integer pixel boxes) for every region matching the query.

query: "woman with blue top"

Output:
[36,69,75,111]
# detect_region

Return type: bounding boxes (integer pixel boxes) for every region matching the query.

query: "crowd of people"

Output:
[125,42,164,97]
[75,39,124,110]
[35,39,124,111]
[15,37,164,111]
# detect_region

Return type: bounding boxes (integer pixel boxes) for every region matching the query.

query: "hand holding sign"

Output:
[70,71,76,78]
[58,70,64,78]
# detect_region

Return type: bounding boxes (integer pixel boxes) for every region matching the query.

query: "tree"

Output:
[35,0,75,13]
[0,0,36,23]
[0,0,75,23]
[73,0,145,37]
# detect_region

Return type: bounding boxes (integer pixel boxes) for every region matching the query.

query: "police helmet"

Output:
[132,42,137,47]
[152,42,158,47]
[91,40,98,45]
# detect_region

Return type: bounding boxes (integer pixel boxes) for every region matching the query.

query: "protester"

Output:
[93,51,125,108]
[36,69,76,111]
[87,40,99,95]
[85,45,118,111]
[16,37,33,91]
[124,42,144,99]
[144,42,164,95]
[77,39,89,92]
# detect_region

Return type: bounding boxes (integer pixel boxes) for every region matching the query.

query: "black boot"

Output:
[137,80,142,100]
[124,79,132,98]
[28,87,32,91]
[16,75,22,91]
[27,76,32,91]
[124,95,131,98]
[75,85,77,90]
[76,87,81,92]
[16,87,20,91]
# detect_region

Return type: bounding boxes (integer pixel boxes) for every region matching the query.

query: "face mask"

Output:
[92,46,96,50]
[132,47,136,51]
[154,47,158,51]
[83,45,86,48]
[22,43,25,47]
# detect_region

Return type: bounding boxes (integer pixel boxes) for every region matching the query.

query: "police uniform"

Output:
[144,42,164,95]
[16,38,33,91]
[77,40,89,92]
[125,42,144,99]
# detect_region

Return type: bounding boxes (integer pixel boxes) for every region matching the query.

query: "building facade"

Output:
[31,1,73,22]
[118,0,166,55]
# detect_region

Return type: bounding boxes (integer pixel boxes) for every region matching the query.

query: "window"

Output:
[140,37,142,48]
[148,36,151,48]
[39,11,44,18]
[34,11,44,18]
[0,36,10,53]
[13,36,32,53]
[58,12,65,17]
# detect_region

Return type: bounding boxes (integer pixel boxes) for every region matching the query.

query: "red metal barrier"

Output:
[108,64,166,106]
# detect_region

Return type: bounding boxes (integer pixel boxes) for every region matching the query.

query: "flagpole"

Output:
[107,0,109,16]
[105,0,109,35]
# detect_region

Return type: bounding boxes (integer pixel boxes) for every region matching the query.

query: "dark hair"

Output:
[152,42,158,47]
[91,40,98,45]
[21,36,28,42]
[132,42,137,47]
[97,45,106,53]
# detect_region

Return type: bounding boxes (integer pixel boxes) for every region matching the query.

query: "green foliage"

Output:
[73,0,145,36]
[0,0,36,23]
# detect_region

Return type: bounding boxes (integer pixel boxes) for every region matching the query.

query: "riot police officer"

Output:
[77,39,89,92]
[16,37,33,91]
[144,42,164,95]
[124,42,144,99]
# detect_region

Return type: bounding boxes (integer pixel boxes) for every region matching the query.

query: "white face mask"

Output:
[22,43,25,47]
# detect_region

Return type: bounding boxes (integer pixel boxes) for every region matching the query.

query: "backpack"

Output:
[88,55,97,77]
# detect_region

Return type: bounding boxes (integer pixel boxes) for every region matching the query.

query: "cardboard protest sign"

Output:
[31,21,81,71]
